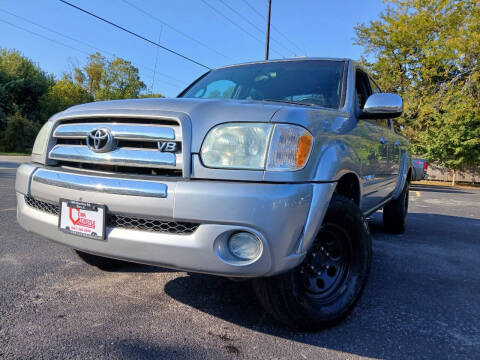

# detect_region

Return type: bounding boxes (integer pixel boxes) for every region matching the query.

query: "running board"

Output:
[363,196,393,217]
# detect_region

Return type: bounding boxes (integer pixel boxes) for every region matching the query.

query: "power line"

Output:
[242,0,304,54]
[0,18,91,57]
[58,0,211,70]
[217,0,266,37]
[0,8,185,88]
[241,0,306,55]
[217,0,294,57]
[0,17,182,90]
[199,0,284,58]
[120,0,237,63]
[150,27,163,94]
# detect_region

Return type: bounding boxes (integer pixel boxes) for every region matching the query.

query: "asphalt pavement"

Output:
[1,162,479,359]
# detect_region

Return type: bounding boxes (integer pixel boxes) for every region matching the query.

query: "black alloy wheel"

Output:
[299,224,352,303]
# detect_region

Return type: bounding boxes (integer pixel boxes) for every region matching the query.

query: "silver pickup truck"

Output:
[16,58,411,330]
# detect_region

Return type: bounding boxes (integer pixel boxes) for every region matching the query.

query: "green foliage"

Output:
[82,52,105,97]
[0,49,53,151]
[39,78,93,116]
[3,112,39,152]
[355,0,480,169]
[0,49,160,153]
[0,48,53,124]
[72,52,146,100]
[138,93,165,98]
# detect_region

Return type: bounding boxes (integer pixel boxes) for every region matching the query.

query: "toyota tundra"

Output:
[16,58,411,330]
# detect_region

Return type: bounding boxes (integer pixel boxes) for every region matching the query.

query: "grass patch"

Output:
[412,180,480,189]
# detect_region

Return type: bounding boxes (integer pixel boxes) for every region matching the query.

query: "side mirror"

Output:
[359,93,403,119]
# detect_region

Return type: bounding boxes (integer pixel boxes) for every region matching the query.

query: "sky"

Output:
[0,0,384,97]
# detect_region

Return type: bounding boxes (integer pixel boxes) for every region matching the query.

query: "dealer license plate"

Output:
[59,199,106,240]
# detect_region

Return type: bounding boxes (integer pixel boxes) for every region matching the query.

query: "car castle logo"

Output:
[86,128,115,153]
[69,207,96,229]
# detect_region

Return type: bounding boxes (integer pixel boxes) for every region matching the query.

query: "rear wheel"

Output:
[253,194,372,331]
[73,250,130,271]
[383,180,409,234]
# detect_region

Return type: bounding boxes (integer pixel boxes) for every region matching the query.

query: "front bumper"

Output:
[16,163,335,277]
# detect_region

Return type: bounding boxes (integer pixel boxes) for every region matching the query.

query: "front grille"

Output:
[109,214,198,234]
[48,119,184,177]
[25,195,59,215]
[57,161,182,177]
[24,196,199,235]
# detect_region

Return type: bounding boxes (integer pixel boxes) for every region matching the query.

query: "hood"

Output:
[54,98,283,152]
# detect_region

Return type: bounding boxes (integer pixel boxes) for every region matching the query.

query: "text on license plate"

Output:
[59,199,106,240]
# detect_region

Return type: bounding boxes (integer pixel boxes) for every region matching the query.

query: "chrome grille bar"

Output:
[54,123,179,141]
[49,145,181,169]
[48,118,186,177]
[32,169,168,197]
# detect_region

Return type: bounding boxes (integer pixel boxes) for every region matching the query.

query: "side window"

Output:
[358,73,390,128]
[369,77,382,94]
[369,77,390,128]
[193,79,237,99]
[246,87,264,100]
[355,70,371,109]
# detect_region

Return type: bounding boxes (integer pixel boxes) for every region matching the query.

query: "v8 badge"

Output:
[157,141,177,152]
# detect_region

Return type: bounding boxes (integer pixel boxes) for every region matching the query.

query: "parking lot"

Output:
[1,160,479,359]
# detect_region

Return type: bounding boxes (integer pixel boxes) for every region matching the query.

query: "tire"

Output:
[73,250,130,271]
[383,180,409,234]
[253,194,372,331]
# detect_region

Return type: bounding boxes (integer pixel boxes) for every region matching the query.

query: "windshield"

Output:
[180,60,345,109]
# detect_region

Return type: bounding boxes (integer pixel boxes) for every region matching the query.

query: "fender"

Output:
[312,141,363,183]
[295,141,363,255]
[392,151,411,199]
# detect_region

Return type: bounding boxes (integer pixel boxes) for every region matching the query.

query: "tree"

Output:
[138,93,165,98]
[354,0,480,181]
[0,48,53,123]
[72,53,146,100]
[39,77,93,116]
[3,112,38,152]
[0,49,160,153]
[82,52,105,97]
[0,49,53,151]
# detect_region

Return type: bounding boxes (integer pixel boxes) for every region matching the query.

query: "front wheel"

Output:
[253,194,372,331]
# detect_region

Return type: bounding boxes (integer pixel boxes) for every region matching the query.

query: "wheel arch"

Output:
[295,170,362,257]
[392,152,413,199]
[333,172,361,207]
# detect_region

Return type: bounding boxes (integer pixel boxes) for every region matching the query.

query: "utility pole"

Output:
[265,0,272,60]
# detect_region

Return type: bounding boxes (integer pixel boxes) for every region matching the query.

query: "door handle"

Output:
[379,137,388,144]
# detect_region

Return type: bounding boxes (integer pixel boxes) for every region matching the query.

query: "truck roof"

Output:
[215,57,351,70]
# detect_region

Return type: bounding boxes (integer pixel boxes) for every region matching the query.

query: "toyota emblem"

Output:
[86,128,115,153]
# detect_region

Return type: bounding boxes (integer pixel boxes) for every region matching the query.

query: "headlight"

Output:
[32,121,53,161]
[200,122,313,171]
[201,123,273,169]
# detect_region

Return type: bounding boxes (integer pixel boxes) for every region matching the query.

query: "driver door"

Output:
[354,70,390,212]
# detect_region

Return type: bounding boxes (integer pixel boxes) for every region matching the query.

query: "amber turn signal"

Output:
[296,133,313,168]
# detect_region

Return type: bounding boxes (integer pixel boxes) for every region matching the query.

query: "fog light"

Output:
[228,232,261,260]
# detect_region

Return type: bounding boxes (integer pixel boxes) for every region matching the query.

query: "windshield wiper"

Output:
[262,99,318,107]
